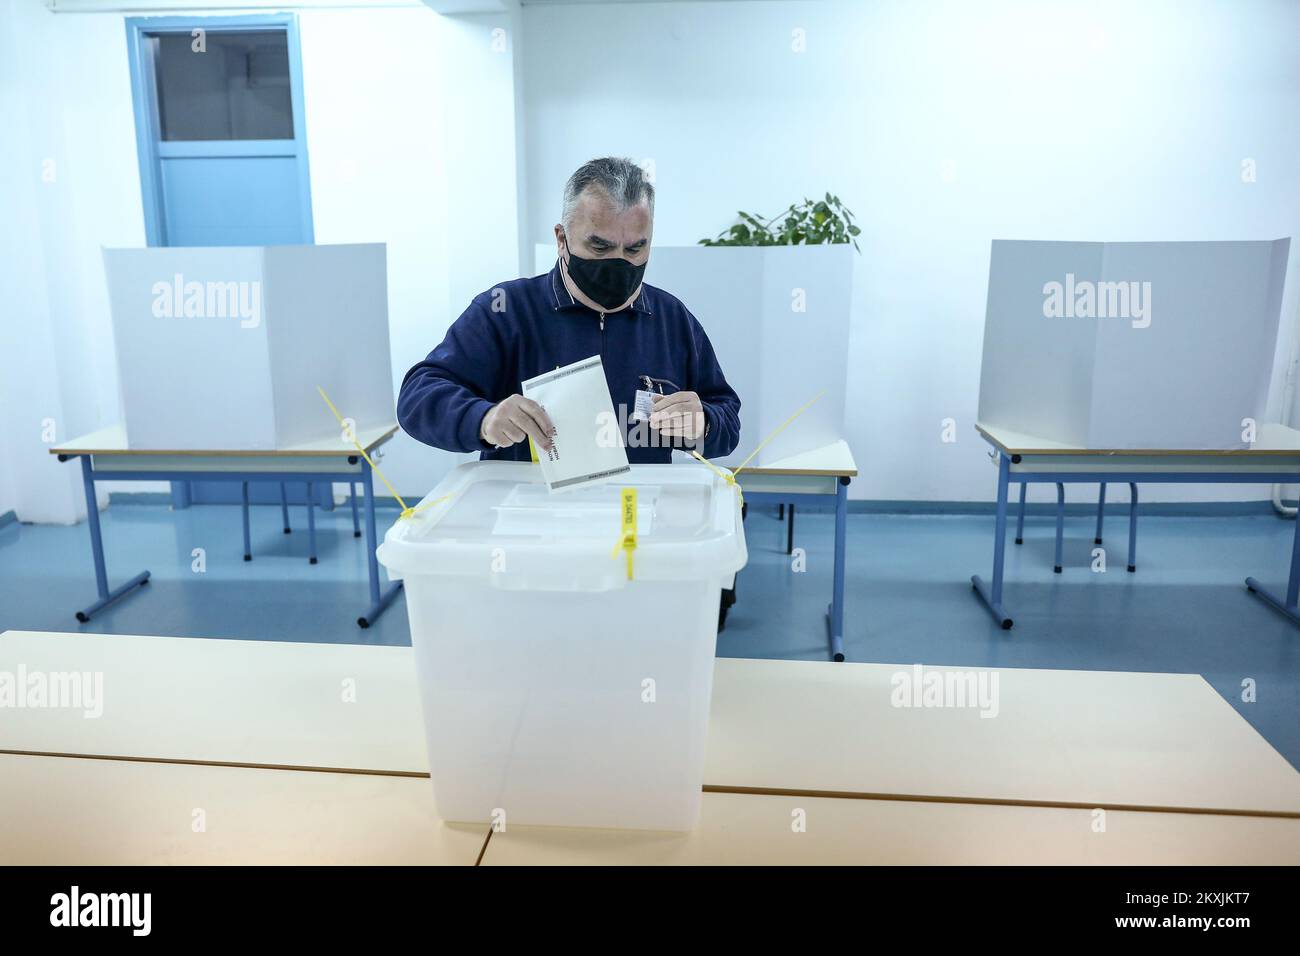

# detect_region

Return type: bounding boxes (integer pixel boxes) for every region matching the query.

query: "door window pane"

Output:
[153,31,293,141]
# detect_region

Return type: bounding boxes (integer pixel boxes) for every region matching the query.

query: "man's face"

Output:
[554,189,653,312]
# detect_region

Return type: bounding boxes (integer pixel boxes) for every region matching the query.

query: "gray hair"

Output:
[561,157,655,231]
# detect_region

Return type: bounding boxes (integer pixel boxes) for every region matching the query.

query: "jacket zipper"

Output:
[598,312,605,356]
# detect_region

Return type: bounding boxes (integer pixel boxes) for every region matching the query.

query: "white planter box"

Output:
[978,239,1290,449]
[535,243,853,465]
[103,243,393,450]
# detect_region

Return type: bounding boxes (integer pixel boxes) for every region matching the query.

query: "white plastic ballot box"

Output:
[376,460,747,831]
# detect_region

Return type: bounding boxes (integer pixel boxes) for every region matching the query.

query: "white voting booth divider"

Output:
[103,243,393,450]
[978,238,1290,450]
[534,244,852,464]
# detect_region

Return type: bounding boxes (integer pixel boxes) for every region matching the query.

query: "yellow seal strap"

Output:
[611,487,637,580]
[317,385,454,521]
[690,390,827,505]
[688,451,742,506]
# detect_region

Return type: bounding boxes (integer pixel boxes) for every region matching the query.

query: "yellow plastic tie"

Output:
[689,451,743,506]
[690,390,827,506]
[316,386,453,521]
[611,487,637,580]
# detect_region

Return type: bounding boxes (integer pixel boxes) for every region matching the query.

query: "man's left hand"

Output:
[649,391,706,440]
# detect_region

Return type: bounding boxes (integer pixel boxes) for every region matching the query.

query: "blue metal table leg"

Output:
[74,455,149,623]
[1245,512,1300,623]
[280,482,291,534]
[972,452,1014,629]
[358,459,401,628]
[1244,488,1300,625]
[1053,482,1065,573]
[1014,482,1026,544]
[1127,483,1138,572]
[241,481,252,561]
[350,481,361,538]
[824,476,848,661]
[1094,482,1106,544]
[306,481,318,565]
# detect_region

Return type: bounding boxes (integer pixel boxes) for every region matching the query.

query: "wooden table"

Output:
[478,791,1300,866]
[703,659,1300,816]
[972,422,1300,629]
[0,631,425,774]
[5,757,1294,866]
[4,630,1297,818]
[732,440,859,660]
[49,423,402,628]
[0,752,484,865]
[3,628,1298,864]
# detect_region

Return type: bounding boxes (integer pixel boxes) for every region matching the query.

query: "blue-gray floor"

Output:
[1,501,1297,769]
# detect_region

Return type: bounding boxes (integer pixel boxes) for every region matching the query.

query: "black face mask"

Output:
[562,234,647,312]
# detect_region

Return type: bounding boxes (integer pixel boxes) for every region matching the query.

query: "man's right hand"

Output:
[480,394,556,451]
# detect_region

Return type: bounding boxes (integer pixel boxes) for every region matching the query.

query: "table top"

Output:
[0,631,425,775]
[3,751,1293,864]
[479,790,1300,866]
[732,439,858,477]
[977,422,1300,458]
[48,422,399,458]
[4,630,1298,817]
[704,658,1300,816]
[0,752,485,865]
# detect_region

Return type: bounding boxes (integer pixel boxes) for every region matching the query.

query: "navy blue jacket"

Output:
[397,262,742,463]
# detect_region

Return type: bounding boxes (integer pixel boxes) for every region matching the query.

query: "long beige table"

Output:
[4,630,1299,819]
[703,658,1300,816]
[0,632,426,774]
[0,753,484,865]
[731,439,857,659]
[478,792,1300,866]
[49,422,402,628]
[972,421,1300,629]
[4,753,1292,866]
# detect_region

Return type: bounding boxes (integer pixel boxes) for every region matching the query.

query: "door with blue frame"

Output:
[126,14,328,508]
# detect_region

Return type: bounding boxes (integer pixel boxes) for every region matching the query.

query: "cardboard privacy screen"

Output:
[977,238,1290,450]
[104,243,393,450]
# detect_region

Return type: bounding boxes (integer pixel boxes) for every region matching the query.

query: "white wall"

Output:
[520,0,1300,502]
[7,0,1300,517]
[0,0,123,523]
[300,5,522,496]
[1,1,521,518]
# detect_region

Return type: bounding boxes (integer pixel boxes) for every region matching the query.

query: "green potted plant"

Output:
[699,193,861,252]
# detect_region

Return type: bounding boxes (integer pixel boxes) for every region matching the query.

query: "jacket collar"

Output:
[548,260,653,316]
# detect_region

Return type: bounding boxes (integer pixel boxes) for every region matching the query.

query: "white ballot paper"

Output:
[521,354,630,493]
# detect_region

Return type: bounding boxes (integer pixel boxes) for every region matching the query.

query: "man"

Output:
[396,157,741,464]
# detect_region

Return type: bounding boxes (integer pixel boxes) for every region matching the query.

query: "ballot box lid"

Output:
[376,460,746,588]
